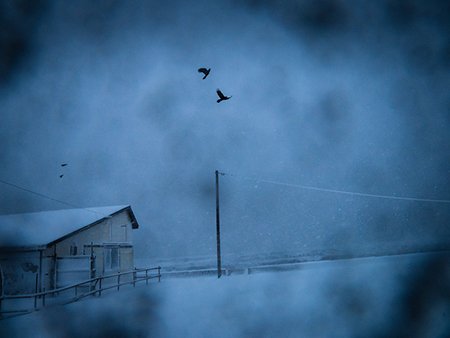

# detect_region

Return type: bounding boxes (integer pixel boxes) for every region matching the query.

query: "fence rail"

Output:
[0,266,161,320]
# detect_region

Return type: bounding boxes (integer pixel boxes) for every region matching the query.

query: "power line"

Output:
[219,172,450,203]
[0,178,106,215]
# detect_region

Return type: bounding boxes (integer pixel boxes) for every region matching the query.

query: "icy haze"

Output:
[1,252,450,337]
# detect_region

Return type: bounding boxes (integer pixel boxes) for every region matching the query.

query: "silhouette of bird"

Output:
[61,164,67,167]
[216,89,232,103]
[60,174,64,178]
[198,68,210,79]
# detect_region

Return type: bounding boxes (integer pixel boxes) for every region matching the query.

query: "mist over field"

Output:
[2,252,450,338]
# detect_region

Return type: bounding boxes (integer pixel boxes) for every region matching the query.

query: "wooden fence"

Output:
[0,266,161,320]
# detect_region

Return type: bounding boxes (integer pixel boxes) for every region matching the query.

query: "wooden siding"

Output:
[47,209,135,277]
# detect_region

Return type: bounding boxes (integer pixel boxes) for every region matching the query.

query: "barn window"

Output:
[70,245,77,256]
[122,224,127,241]
[104,247,119,271]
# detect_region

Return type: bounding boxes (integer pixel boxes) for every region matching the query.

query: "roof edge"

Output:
[47,205,138,246]
[0,245,47,253]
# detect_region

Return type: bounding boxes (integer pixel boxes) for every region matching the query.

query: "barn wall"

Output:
[54,219,109,257]
[50,210,135,278]
[0,251,41,295]
[0,209,138,294]
[42,256,54,292]
[119,246,134,272]
[53,210,133,255]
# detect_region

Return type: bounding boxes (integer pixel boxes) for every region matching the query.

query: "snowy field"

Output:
[1,251,450,338]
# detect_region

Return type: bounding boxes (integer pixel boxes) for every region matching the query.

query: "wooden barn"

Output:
[0,205,139,296]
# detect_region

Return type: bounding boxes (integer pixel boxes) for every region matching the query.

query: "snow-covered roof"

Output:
[0,205,136,249]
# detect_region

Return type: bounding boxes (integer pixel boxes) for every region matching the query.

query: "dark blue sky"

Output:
[1,0,450,260]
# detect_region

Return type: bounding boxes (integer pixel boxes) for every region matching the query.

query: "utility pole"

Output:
[215,170,221,278]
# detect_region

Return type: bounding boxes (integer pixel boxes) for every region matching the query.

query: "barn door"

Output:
[103,245,120,274]
[56,256,91,288]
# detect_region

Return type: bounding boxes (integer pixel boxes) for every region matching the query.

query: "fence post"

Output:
[133,269,136,287]
[146,270,148,285]
[158,267,161,282]
[117,273,120,291]
[34,274,38,309]
[52,249,57,292]
[99,278,102,297]
[42,287,45,307]
[0,266,2,313]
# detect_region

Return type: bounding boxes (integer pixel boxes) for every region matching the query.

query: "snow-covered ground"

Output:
[1,251,450,338]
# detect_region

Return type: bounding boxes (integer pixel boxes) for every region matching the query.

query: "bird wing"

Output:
[198,68,207,74]
[216,89,225,99]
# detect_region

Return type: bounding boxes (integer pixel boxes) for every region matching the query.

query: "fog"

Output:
[1,0,450,261]
[1,252,450,337]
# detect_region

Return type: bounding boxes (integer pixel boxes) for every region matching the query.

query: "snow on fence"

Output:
[0,266,161,320]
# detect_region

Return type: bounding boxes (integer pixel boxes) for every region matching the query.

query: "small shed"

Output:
[0,205,139,295]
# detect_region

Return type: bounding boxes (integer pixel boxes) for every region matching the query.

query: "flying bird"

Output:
[60,174,64,178]
[198,68,210,79]
[61,164,67,167]
[216,89,232,103]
